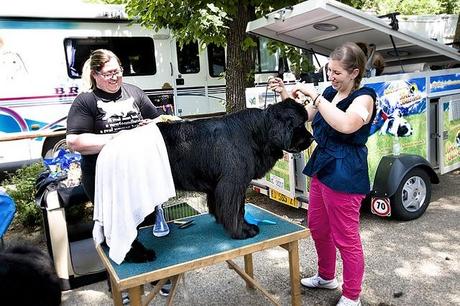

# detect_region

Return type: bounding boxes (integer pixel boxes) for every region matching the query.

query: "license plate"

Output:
[269,189,299,208]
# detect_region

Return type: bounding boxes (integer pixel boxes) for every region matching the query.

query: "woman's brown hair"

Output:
[329,42,366,90]
[81,49,122,91]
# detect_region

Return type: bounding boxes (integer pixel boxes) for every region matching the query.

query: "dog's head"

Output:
[387,116,413,137]
[456,132,460,148]
[265,98,314,153]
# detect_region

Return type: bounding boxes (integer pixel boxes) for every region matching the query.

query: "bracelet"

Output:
[312,94,321,107]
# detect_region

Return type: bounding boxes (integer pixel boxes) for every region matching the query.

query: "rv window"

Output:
[255,37,279,73]
[177,42,200,74]
[207,44,225,77]
[64,37,156,78]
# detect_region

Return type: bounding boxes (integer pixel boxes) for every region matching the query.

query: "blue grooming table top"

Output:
[101,204,306,281]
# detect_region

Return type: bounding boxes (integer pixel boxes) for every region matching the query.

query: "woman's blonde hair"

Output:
[330,42,366,90]
[80,49,122,91]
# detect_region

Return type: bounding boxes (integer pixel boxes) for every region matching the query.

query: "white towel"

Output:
[93,123,176,264]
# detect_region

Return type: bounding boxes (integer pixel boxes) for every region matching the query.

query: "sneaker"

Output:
[151,280,171,297]
[121,292,129,305]
[159,281,171,296]
[300,274,338,289]
[337,295,361,306]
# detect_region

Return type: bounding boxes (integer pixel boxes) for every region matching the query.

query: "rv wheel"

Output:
[42,135,67,159]
[390,168,431,221]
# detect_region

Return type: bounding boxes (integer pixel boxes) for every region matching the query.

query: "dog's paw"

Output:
[231,223,259,239]
[124,240,156,263]
[243,222,260,238]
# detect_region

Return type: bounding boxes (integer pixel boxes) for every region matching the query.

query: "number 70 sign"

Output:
[370,197,391,217]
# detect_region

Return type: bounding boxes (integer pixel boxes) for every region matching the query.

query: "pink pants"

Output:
[308,176,365,300]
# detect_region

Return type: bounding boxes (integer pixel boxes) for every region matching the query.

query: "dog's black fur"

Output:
[127,98,313,262]
[0,245,61,306]
[157,98,313,239]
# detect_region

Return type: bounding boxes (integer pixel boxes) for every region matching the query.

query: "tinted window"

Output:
[255,37,279,73]
[207,44,225,77]
[177,42,200,74]
[64,37,156,78]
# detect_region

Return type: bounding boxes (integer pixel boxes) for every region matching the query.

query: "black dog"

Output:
[126,98,313,261]
[0,245,61,306]
[157,98,313,239]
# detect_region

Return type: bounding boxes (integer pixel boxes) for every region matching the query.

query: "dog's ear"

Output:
[289,125,314,152]
[266,99,310,150]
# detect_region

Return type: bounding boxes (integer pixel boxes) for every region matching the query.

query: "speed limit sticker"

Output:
[371,197,391,217]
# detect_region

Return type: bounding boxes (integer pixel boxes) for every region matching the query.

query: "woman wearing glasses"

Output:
[66,49,161,262]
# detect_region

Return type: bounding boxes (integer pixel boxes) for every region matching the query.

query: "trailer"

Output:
[245,0,460,220]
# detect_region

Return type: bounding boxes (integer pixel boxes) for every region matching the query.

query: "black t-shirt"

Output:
[67,83,161,181]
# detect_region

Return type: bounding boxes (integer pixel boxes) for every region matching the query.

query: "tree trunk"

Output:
[225,1,255,113]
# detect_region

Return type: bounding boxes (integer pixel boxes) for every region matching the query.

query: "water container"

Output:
[152,205,170,237]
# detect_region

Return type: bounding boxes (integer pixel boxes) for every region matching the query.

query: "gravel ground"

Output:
[4,171,459,305]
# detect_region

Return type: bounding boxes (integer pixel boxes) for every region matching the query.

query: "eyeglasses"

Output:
[97,68,123,79]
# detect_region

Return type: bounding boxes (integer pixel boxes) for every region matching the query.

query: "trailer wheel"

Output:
[390,168,431,221]
[42,135,67,159]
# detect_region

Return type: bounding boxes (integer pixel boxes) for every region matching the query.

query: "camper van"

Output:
[0,2,227,171]
[246,0,460,221]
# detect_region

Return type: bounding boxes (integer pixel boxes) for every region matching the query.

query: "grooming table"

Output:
[96,204,309,306]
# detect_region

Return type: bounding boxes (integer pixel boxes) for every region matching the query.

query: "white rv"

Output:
[246,0,460,220]
[0,2,227,171]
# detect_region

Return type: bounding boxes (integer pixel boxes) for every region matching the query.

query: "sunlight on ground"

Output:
[419,261,441,276]
[62,289,110,305]
[395,259,442,278]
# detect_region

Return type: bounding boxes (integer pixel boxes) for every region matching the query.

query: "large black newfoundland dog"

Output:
[157,98,313,239]
[127,98,313,261]
[0,245,61,306]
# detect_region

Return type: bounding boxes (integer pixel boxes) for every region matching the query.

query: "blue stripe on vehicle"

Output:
[0,19,76,29]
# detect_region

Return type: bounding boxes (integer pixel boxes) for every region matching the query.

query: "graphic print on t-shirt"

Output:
[96,97,142,134]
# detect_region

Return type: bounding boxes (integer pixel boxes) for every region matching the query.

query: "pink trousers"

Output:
[307,176,365,300]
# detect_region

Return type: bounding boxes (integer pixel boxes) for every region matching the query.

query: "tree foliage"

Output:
[267,42,315,78]
[102,0,459,113]
[103,0,302,113]
[346,0,460,14]
[2,163,45,228]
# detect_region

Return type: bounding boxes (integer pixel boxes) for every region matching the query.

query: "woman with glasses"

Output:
[66,49,162,262]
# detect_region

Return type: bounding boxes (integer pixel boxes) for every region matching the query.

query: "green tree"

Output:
[346,0,460,48]
[103,0,301,113]
[347,0,459,14]
[102,0,458,113]
[266,42,315,79]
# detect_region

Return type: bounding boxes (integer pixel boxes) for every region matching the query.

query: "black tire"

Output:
[390,168,431,221]
[42,135,67,159]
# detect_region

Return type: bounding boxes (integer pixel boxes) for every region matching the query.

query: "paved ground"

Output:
[59,170,459,305]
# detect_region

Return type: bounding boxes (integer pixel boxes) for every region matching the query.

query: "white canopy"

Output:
[246,0,460,68]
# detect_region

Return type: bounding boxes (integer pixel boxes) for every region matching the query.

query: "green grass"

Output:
[442,113,460,167]
[163,202,200,221]
[367,112,428,182]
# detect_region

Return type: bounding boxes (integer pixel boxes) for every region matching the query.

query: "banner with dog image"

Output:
[439,94,460,174]
[364,77,428,183]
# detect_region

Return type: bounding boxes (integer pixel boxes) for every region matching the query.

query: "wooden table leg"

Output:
[244,254,255,289]
[127,286,143,306]
[287,240,301,306]
[109,276,123,306]
[166,274,182,306]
